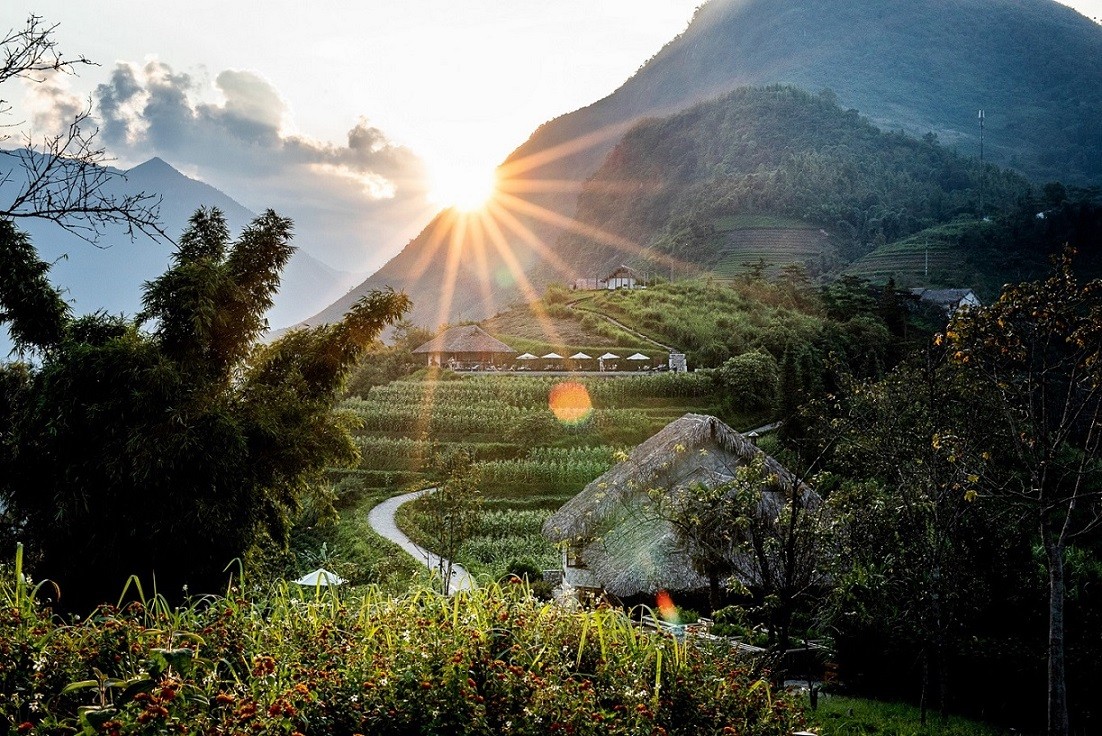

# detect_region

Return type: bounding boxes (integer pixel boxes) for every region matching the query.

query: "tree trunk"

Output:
[919,650,929,726]
[708,570,720,614]
[1043,529,1069,736]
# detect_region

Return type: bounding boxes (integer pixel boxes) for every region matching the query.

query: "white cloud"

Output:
[88,60,433,273]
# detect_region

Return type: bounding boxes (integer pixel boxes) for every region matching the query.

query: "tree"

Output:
[824,350,999,723]
[0,15,162,242]
[411,450,483,594]
[712,350,779,416]
[948,249,1102,736]
[660,453,829,652]
[0,208,410,607]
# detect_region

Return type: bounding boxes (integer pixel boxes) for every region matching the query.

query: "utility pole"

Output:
[978,109,985,162]
[925,241,929,280]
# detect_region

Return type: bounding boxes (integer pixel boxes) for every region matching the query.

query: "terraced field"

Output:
[335,373,723,580]
[711,226,834,279]
[845,221,984,286]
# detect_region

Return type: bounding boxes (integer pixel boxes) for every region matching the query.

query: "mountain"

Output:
[1,154,355,353]
[554,85,1033,276]
[305,0,1102,329]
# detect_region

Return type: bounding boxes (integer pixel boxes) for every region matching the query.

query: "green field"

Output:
[712,226,835,279]
[844,220,987,286]
[328,372,727,581]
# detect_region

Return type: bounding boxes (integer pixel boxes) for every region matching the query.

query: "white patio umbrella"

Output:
[293,568,345,587]
[598,352,620,360]
[542,352,564,359]
[569,352,592,360]
[626,352,650,360]
[516,353,538,360]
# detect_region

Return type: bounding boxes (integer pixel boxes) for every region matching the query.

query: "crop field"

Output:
[334,372,724,580]
[711,226,834,279]
[844,220,984,286]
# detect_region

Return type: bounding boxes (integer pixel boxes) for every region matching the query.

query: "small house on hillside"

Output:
[543,413,817,599]
[605,265,641,290]
[909,287,981,314]
[412,324,516,368]
[572,265,643,291]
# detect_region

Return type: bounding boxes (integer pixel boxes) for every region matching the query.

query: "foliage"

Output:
[712,350,780,415]
[655,453,830,649]
[342,320,434,395]
[0,209,409,607]
[821,350,1015,722]
[946,248,1102,736]
[408,454,484,594]
[0,568,802,736]
[557,86,1031,278]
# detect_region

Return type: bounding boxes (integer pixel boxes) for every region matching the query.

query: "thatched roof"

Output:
[412,324,515,354]
[543,413,813,597]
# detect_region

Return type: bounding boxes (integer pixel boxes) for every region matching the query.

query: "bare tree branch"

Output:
[0,15,166,244]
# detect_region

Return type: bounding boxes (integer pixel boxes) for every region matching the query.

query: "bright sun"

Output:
[429,161,498,212]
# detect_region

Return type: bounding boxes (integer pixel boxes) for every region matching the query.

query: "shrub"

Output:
[0,570,803,736]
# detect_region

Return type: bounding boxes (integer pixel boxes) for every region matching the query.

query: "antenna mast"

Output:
[978,109,985,162]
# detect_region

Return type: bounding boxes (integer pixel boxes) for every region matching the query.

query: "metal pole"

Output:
[978,109,985,162]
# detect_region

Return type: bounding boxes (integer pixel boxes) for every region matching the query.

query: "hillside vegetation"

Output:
[556,86,1030,277]
[307,0,1102,328]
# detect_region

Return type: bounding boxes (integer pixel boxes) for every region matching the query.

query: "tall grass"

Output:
[0,566,801,735]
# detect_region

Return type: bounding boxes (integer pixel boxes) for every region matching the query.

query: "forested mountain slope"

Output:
[553,86,1032,278]
[305,0,1102,328]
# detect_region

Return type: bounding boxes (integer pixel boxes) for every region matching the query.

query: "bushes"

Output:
[0,574,802,736]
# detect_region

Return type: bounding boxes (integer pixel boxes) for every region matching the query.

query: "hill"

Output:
[554,86,1031,278]
[305,0,1102,328]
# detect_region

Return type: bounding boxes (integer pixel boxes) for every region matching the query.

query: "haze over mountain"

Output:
[305,0,1102,330]
[1,154,356,353]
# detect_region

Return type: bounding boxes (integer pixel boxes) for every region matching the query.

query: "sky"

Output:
[3,1,705,275]
[3,0,1101,276]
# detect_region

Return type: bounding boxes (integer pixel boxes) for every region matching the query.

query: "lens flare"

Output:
[548,381,593,425]
[656,590,679,624]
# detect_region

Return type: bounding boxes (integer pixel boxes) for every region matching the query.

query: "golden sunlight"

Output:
[428,160,499,212]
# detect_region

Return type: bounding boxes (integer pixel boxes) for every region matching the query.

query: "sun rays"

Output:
[402,119,697,336]
[387,118,698,423]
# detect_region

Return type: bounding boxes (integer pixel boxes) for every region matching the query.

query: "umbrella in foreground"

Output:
[294,568,346,586]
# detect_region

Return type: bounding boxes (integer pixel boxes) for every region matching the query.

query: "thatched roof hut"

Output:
[543,413,814,597]
[412,325,515,367]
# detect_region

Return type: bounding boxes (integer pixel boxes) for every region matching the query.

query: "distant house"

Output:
[411,324,516,368]
[572,266,643,291]
[543,413,817,599]
[605,265,640,289]
[909,287,981,314]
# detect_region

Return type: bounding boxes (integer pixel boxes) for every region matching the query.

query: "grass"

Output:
[844,220,987,287]
[331,371,731,583]
[804,694,1009,736]
[0,567,803,735]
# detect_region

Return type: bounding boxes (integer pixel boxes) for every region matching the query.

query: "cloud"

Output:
[22,73,87,137]
[89,60,433,273]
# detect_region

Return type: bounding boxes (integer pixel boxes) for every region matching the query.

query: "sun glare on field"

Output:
[429,161,499,212]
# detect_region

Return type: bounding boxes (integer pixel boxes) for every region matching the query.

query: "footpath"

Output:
[367,488,474,593]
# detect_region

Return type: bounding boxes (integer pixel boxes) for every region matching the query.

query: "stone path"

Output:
[367,488,474,593]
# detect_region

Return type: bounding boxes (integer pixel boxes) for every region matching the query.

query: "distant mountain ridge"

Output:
[306,0,1102,329]
[1,153,355,354]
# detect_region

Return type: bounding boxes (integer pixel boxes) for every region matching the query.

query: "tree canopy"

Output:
[0,208,409,607]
